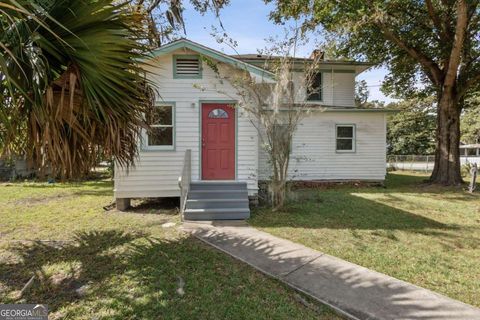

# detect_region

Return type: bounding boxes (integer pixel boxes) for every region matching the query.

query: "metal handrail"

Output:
[178,149,191,217]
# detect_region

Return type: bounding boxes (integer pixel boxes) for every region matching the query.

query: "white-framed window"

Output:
[144,103,175,150]
[336,124,356,152]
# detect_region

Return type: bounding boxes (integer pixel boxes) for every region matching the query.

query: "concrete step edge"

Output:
[191,181,247,185]
[184,208,251,214]
[183,214,250,221]
[186,198,249,202]
[189,189,247,193]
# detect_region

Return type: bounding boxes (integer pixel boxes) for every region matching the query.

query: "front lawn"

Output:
[0,180,339,319]
[250,172,480,307]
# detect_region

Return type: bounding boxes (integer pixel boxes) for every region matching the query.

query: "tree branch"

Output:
[458,72,480,98]
[425,0,450,41]
[376,23,443,85]
[146,0,161,14]
[444,0,468,89]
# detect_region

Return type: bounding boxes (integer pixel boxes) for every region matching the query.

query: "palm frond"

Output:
[1,0,154,179]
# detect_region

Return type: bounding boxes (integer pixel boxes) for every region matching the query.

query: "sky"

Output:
[179,0,395,103]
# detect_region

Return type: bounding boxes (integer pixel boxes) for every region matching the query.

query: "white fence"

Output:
[388,155,480,172]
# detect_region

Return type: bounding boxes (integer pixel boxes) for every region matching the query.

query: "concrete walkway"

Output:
[182,221,480,320]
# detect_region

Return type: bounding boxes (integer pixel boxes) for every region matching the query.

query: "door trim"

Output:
[199,100,238,180]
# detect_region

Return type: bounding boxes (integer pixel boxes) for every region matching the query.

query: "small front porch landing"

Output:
[183,181,250,220]
[178,150,250,220]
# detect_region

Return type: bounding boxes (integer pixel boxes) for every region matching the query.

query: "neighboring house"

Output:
[114,39,391,219]
[460,143,480,165]
[461,143,480,157]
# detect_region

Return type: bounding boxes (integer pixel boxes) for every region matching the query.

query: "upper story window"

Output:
[306,72,322,101]
[336,124,355,152]
[173,55,202,79]
[145,104,175,150]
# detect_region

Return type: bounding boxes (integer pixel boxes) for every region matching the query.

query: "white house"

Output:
[114,39,391,220]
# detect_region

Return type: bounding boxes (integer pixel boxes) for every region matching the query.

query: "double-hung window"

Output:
[336,124,356,152]
[306,72,322,101]
[145,104,175,150]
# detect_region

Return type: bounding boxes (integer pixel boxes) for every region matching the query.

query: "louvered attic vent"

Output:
[174,55,202,78]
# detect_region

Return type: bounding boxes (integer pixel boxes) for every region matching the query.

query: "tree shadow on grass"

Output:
[188,225,480,319]
[127,197,180,215]
[255,171,479,234]
[252,192,452,232]
[0,230,143,306]
[299,172,479,200]
[251,184,480,256]
[0,230,322,320]
[376,172,478,198]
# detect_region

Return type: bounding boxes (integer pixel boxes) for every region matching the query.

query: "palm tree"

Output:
[0,0,154,179]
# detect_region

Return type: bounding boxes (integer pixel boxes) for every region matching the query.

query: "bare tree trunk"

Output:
[272,179,286,210]
[271,158,287,210]
[430,91,463,185]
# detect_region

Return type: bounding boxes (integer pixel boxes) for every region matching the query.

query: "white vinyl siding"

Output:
[293,69,356,107]
[115,47,386,200]
[115,50,258,198]
[259,112,386,181]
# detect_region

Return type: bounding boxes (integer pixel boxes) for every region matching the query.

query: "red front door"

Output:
[202,103,235,180]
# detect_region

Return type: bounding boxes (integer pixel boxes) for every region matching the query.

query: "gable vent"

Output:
[175,56,201,78]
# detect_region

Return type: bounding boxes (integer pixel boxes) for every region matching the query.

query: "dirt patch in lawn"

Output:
[10,193,74,207]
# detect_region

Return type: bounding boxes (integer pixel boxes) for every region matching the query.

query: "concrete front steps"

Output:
[183,181,250,220]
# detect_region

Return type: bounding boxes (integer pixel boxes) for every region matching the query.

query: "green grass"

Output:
[0,180,340,319]
[250,171,480,307]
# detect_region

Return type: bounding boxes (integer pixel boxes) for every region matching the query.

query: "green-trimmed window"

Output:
[145,104,175,150]
[307,72,322,101]
[173,55,202,78]
[336,124,356,152]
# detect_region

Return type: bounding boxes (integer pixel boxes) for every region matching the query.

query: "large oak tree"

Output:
[268,0,480,185]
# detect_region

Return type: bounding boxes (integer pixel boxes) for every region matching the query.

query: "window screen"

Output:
[146,105,174,149]
[336,125,355,152]
[307,72,322,101]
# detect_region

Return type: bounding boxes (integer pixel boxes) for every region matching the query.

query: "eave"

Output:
[146,39,276,80]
